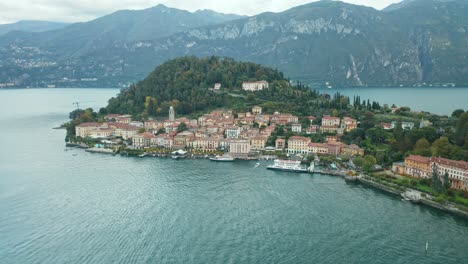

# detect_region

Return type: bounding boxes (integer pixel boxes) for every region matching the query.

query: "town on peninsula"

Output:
[64,57,468,217]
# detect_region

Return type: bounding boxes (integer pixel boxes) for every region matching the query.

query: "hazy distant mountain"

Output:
[0,0,467,88]
[0,20,68,36]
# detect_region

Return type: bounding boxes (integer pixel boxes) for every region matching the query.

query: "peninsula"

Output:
[64,56,468,215]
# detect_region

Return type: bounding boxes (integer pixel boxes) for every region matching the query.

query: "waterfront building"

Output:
[173,131,194,149]
[287,136,311,154]
[76,122,105,138]
[229,139,251,159]
[431,158,468,191]
[392,162,406,175]
[405,155,431,178]
[250,137,267,150]
[132,132,155,149]
[309,142,329,155]
[189,137,220,152]
[275,138,286,150]
[242,81,269,91]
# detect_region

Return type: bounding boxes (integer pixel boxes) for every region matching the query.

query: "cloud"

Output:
[0,0,402,24]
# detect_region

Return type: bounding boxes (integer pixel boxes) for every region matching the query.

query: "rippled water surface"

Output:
[1,88,468,264]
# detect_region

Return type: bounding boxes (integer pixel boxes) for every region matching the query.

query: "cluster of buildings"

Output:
[319,116,357,134]
[392,155,468,191]
[75,106,364,159]
[280,136,364,156]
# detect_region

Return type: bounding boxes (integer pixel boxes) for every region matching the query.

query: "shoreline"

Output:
[68,144,468,220]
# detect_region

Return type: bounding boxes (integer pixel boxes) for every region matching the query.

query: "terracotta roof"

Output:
[432,157,468,170]
[77,122,103,127]
[406,155,430,164]
[289,136,311,142]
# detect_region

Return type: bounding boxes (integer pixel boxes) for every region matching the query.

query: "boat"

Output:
[171,149,187,159]
[401,190,421,203]
[210,155,235,162]
[266,159,309,173]
[254,163,260,168]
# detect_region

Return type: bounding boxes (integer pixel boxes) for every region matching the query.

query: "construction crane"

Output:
[72,101,93,110]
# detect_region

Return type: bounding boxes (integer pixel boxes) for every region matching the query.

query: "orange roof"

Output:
[406,155,430,164]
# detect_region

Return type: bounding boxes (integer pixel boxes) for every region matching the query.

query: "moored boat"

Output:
[267,159,308,173]
[210,155,235,162]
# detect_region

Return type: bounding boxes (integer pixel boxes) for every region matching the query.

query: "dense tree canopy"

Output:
[106,56,285,116]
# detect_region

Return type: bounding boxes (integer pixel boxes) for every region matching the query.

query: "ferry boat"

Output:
[267,159,309,173]
[210,155,235,162]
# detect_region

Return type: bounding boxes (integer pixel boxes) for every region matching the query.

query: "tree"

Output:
[138,128,146,133]
[69,109,85,120]
[414,138,431,156]
[454,112,468,147]
[432,164,442,194]
[363,155,377,172]
[156,128,166,135]
[177,122,188,133]
[443,172,451,191]
[452,109,465,118]
[353,156,365,168]
[431,137,452,158]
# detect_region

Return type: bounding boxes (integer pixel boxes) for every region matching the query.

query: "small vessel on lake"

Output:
[210,155,235,162]
[171,149,187,159]
[254,163,260,168]
[267,159,309,173]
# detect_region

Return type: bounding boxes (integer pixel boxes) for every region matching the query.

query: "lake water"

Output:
[317,87,468,115]
[1,88,468,264]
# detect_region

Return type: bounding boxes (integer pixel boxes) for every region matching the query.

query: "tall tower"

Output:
[169,106,175,121]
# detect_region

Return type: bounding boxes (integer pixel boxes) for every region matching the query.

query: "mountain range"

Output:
[0,20,69,36]
[0,0,467,88]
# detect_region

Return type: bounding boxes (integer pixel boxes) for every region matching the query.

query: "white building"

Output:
[391,121,414,130]
[242,81,269,91]
[291,123,302,133]
[225,126,241,139]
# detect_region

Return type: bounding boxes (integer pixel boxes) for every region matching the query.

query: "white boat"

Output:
[254,163,260,168]
[267,159,308,173]
[210,155,235,162]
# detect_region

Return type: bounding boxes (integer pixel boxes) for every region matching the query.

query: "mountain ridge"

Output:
[0,0,467,88]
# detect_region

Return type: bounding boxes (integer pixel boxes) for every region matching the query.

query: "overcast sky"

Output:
[0,0,402,24]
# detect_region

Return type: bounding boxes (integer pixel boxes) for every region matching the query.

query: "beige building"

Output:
[229,139,251,159]
[287,136,311,154]
[275,138,286,150]
[309,143,329,155]
[250,137,267,150]
[132,132,155,149]
[252,106,262,115]
[321,116,341,127]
